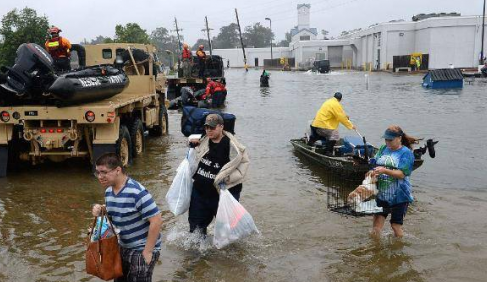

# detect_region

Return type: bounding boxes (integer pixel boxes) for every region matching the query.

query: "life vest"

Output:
[46,37,70,58]
[182,48,192,59]
[203,81,226,99]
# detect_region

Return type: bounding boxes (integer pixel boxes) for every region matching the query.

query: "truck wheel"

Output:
[117,125,133,167]
[129,118,144,158]
[149,105,168,137]
[0,146,7,178]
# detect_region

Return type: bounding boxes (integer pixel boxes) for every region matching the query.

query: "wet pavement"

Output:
[0,69,486,281]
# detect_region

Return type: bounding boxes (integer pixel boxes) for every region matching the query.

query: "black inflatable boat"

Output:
[48,65,129,106]
[0,43,129,107]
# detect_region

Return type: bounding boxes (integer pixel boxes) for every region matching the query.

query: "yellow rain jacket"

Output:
[311,97,354,130]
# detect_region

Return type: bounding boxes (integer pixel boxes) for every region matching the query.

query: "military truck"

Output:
[166,54,225,101]
[0,43,168,177]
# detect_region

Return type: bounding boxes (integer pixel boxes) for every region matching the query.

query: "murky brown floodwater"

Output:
[1,69,486,282]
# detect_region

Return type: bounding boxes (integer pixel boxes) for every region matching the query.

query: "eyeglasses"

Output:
[204,125,217,130]
[94,168,116,178]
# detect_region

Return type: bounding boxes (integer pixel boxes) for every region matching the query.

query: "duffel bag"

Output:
[181,106,235,137]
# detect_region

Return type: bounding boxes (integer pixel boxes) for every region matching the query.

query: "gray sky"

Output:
[1,0,485,44]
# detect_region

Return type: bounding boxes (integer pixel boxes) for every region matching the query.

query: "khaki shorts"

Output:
[315,128,340,141]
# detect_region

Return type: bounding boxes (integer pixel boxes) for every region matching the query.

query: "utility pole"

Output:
[203,16,213,56]
[265,17,273,65]
[235,8,248,71]
[173,17,183,70]
[481,0,486,65]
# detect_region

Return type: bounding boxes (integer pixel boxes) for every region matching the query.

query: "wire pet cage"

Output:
[326,166,392,217]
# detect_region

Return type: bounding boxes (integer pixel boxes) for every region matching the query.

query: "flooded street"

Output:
[1,69,486,282]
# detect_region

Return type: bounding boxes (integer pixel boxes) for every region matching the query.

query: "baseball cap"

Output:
[204,114,224,127]
[382,129,403,140]
[334,92,342,101]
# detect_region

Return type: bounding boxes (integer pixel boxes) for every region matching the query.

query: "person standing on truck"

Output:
[308,92,356,155]
[182,43,193,78]
[91,153,163,282]
[196,45,207,78]
[188,114,249,236]
[44,26,72,72]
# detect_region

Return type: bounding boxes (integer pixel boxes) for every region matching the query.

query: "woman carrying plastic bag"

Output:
[213,184,259,249]
[166,148,198,216]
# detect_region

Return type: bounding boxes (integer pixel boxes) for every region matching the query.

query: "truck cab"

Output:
[0,43,168,177]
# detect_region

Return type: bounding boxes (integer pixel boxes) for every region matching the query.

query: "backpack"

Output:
[181,106,236,137]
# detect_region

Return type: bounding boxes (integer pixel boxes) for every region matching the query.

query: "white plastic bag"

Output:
[213,186,259,249]
[166,148,197,216]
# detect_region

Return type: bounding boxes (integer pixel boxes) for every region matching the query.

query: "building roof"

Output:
[297,4,311,9]
[428,69,463,81]
[291,27,318,37]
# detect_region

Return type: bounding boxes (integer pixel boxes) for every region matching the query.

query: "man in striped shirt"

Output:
[92,153,163,282]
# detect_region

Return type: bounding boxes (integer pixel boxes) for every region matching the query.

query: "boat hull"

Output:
[290,139,424,178]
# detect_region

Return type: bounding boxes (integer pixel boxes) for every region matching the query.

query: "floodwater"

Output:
[1,69,486,282]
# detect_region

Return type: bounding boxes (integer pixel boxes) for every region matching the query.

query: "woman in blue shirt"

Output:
[370,125,417,238]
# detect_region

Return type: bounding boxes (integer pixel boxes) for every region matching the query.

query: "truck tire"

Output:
[129,118,144,158]
[0,145,7,178]
[149,105,168,137]
[117,125,133,167]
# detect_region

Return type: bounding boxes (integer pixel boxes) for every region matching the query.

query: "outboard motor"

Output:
[0,43,55,98]
[414,139,438,159]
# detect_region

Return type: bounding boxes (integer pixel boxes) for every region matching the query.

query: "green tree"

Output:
[114,23,150,43]
[88,35,114,44]
[192,39,209,51]
[277,32,292,47]
[150,27,181,65]
[243,23,274,48]
[212,23,239,49]
[0,7,49,66]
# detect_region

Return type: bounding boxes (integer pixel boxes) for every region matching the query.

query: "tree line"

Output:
[0,7,281,67]
[0,7,335,67]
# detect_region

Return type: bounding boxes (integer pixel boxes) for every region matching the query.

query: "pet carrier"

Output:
[326,165,400,216]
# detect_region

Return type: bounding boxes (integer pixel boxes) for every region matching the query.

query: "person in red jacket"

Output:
[182,43,192,77]
[199,78,227,108]
[45,26,72,72]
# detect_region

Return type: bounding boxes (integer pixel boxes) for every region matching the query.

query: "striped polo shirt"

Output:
[105,177,161,250]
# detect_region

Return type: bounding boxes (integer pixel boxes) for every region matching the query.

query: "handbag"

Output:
[85,207,123,280]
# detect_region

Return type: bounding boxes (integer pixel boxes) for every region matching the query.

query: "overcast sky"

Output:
[1,0,485,44]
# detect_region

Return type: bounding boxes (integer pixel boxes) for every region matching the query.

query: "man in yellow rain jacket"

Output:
[45,26,72,72]
[308,92,356,155]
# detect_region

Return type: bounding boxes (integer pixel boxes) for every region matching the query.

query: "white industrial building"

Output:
[213,4,487,70]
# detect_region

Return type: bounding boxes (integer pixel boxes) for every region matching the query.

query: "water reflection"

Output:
[426,88,463,96]
[259,87,271,97]
[329,239,424,282]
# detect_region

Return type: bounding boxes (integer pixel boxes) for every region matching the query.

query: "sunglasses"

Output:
[204,125,218,130]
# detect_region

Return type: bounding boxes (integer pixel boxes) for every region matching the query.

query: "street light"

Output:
[165,50,175,71]
[265,17,273,66]
[480,0,486,64]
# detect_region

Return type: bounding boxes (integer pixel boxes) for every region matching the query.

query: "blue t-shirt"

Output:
[374,145,415,205]
[105,178,161,250]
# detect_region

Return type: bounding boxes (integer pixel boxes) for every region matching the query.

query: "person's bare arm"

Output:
[142,215,163,264]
